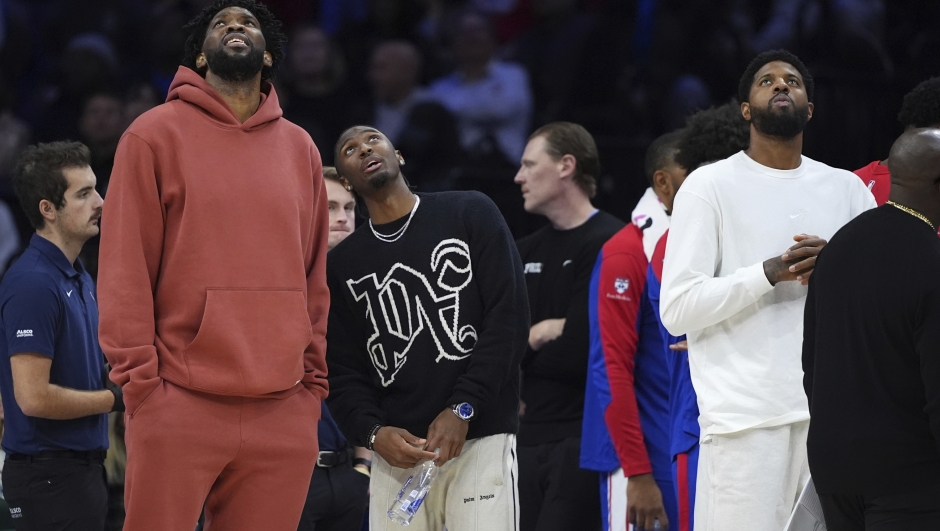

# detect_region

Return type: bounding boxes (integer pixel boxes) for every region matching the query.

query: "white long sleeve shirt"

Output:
[660,151,876,437]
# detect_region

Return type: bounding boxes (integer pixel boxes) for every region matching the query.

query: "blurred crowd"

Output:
[1,0,939,269]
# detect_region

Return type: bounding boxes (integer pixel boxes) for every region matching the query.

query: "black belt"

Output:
[7,450,107,462]
[315,450,349,468]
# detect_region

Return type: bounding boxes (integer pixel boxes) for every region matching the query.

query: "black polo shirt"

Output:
[0,234,108,454]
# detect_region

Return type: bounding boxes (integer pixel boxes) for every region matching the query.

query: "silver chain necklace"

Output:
[369,195,421,243]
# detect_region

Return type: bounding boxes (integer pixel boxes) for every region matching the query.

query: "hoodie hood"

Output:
[166,66,283,131]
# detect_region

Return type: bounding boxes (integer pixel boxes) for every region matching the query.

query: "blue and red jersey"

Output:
[581,224,674,494]
[647,231,700,459]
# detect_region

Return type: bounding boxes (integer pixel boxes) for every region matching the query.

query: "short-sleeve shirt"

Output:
[0,234,108,454]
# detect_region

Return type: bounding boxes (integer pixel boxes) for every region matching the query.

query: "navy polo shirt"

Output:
[0,234,108,454]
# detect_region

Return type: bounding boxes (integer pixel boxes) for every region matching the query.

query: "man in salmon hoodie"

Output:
[96,2,329,530]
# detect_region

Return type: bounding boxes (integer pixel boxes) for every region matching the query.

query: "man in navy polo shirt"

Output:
[0,141,123,531]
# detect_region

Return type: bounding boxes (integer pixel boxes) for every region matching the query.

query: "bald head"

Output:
[369,40,421,104]
[887,128,940,188]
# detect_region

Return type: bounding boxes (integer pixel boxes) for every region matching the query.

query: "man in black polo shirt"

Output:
[0,141,123,531]
[802,127,940,528]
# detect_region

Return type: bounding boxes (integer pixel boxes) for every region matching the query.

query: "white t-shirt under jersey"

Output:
[660,151,876,438]
[631,187,670,260]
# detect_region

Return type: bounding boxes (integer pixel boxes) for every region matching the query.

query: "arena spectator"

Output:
[78,92,124,198]
[280,24,353,165]
[428,8,532,167]
[33,33,119,144]
[803,127,940,528]
[354,40,463,191]
[514,122,624,531]
[660,50,875,531]
[326,125,529,531]
[97,2,329,529]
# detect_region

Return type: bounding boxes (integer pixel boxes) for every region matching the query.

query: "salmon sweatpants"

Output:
[122,380,320,531]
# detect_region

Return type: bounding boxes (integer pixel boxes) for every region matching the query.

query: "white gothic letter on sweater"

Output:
[347,239,478,386]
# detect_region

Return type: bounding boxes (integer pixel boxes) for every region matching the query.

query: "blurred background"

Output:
[1,0,939,269]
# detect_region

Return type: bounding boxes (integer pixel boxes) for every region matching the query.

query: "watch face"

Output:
[457,403,474,419]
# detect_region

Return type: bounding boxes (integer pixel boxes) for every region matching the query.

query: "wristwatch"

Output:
[452,402,475,421]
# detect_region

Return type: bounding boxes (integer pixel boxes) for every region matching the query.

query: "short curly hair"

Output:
[676,100,751,172]
[181,0,286,82]
[897,77,940,128]
[737,49,814,104]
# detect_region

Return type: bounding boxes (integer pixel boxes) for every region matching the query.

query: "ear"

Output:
[558,154,576,180]
[195,53,207,70]
[740,101,751,122]
[339,177,353,192]
[652,169,674,200]
[38,199,58,225]
[806,102,814,121]
[263,52,273,67]
[396,150,405,166]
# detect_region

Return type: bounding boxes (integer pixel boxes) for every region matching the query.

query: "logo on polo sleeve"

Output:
[15,330,33,338]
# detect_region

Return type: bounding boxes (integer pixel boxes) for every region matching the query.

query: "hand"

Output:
[627,473,669,531]
[668,340,688,351]
[372,427,439,469]
[424,408,469,466]
[763,234,827,286]
[528,318,566,350]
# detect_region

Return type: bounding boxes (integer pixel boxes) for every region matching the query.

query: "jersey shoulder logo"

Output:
[347,239,477,387]
[614,278,629,294]
[524,262,542,274]
[15,330,33,338]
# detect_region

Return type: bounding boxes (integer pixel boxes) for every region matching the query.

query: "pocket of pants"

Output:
[21,461,107,525]
[183,288,312,395]
[128,379,163,418]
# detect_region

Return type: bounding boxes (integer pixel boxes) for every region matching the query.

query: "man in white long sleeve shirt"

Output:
[659,49,876,531]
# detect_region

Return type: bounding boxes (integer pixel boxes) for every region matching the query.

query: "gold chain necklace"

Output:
[886,200,936,231]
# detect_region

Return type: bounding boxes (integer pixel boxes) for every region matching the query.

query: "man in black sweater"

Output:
[513,122,624,531]
[326,126,530,531]
[802,127,940,529]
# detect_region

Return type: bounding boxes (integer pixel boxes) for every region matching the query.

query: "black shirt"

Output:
[325,191,530,445]
[803,205,940,495]
[516,210,624,445]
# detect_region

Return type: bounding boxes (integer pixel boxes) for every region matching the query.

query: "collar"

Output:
[29,234,83,279]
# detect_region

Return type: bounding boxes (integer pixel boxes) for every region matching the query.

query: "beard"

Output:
[367,168,395,190]
[204,45,265,82]
[750,101,810,139]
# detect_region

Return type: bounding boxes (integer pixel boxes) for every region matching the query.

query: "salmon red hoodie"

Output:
[98,67,329,414]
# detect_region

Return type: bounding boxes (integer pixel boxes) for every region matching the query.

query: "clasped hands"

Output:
[371,408,469,469]
[763,233,828,286]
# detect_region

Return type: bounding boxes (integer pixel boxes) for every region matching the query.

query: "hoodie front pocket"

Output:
[183,288,311,395]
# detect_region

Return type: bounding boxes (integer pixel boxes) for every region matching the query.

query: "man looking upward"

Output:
[97,2,329,529]
[326,126,529,531]
[660,50,875,531]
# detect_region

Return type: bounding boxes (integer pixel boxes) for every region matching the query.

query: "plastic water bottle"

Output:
[387,457,438,525]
